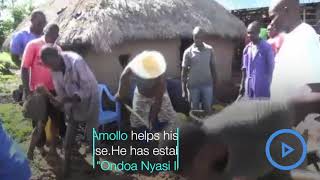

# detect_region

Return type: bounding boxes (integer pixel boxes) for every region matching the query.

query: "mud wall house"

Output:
[3,0,246,95]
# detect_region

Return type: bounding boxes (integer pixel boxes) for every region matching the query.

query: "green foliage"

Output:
[0,4,34,47]
[0,103,32,143]
[0,51,12,62]
[0,74,20,94]
[11,5,29,29]
[0,19,14,46]
[0,52,17,75]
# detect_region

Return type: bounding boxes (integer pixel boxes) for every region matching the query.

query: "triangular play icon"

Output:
[281,142,295,158]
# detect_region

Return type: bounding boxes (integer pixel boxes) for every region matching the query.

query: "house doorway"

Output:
[180,37,193,63]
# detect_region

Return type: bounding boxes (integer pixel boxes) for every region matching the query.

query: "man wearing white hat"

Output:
[116,51,177,131]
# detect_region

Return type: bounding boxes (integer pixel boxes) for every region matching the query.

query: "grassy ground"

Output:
[0,74,20,94]
[0,52,12,63]
[0,51,17,67]
[0,52,20,94]
[0,103,32,143]
[0,103,56,179]
[0,51,18,75]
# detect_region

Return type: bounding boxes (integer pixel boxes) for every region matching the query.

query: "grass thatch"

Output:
[3,0,246,53]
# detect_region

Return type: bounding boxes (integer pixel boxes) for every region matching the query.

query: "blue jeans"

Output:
[188,85,213,112]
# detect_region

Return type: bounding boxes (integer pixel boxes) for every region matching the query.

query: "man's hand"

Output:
[182,89,189,101]
[71,94,81,103]
[239,85,245,96]
[115,92,122,102]
[236,85,245,102]
[50,97,64,109]
[23,88,31,99]
[22,87,31,102]
[61,94,81,104]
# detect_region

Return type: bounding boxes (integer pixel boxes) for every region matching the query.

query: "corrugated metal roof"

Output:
[215,0,320,10]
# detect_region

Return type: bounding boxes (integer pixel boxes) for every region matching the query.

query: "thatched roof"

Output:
[3,0,246,53]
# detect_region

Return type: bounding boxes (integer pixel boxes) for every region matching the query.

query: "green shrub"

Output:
[0,74,20,94]
[0,52,17,74]
[0,19,14,46]
[11,6,29,29]
[0,4,34,47]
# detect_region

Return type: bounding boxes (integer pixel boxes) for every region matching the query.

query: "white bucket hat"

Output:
[128,50,167,79]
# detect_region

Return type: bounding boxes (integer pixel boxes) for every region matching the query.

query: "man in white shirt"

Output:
[269,0,320,100]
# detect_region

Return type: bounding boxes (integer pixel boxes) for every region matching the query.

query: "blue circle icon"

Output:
[265,129,307,171]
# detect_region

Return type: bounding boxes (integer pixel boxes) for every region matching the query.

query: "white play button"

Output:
[282,142,295,158]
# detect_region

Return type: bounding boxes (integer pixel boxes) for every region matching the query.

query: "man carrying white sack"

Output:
[116,51,177,132]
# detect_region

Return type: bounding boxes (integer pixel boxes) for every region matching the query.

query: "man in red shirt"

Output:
[21,24,64,160]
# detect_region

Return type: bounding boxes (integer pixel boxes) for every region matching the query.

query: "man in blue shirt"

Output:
[0,118,31,180]
[10,11,47,66]
[239,21,274,99]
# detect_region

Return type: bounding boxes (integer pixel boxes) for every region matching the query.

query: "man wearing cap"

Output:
[40,45,99,176]
[116,51,177,131]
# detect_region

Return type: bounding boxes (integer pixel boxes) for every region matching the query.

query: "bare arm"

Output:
[239,69,246,96]
[210,50,217,85]
[181,49,190,99]
[11,54,21,67]
[116,67,132,100]
[181,67,189,99]
[21,68,30,96]
[239,49,248,96]
[149,76,166,127]
[20,43,35,97]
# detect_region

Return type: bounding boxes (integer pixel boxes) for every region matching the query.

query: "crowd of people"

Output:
[1,0,320,179]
